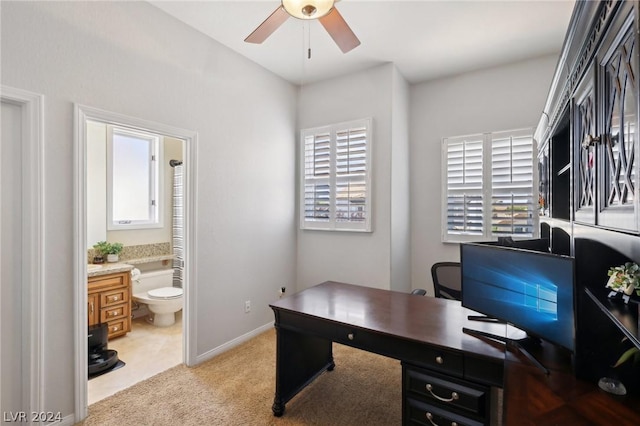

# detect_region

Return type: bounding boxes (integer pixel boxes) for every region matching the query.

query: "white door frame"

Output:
[73,105,198,420]
[0,86,45,421]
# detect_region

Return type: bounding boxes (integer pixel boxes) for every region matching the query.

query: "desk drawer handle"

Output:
[425,412,438,426]
[426,412,459,426]
[347,333,354,341]
[426,384,459,403]
[426,412,457,426]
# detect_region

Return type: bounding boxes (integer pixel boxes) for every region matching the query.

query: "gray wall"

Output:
[1,1,297,418]
[296,63,411,292]
[409,54,559,295]
[390,67,411,293]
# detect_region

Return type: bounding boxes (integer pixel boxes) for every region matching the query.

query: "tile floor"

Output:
[88,312,183,405]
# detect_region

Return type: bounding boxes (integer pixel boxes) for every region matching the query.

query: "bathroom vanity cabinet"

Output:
[88,271,132,339]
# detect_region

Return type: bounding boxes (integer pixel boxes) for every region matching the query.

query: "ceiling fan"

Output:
[244,0,361,54]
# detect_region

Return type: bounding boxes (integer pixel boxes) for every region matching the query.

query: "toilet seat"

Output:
[147,287,183,300]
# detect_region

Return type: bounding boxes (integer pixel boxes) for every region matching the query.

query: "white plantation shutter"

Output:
[442,129,536,242]
[301,118,372,231]
[303,132,331,223]
[490,130,535,237]
[335,126,368,225]
[444,135,484,237]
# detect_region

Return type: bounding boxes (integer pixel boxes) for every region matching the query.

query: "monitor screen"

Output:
[461,242,575,352]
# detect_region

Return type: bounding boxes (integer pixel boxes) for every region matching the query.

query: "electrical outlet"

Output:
[279,286,286,298]
[244,300,251,313]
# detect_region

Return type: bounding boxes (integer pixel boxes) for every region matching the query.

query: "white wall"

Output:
[1,1,296,419]
[297,63,411,292]
[86,121,107,246]
[409,54,559,295]
[390,68,411,293]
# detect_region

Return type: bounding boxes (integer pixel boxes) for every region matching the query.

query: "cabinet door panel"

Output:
[573,65,597,224]
[599,12,638,231]
[88,293,99,326]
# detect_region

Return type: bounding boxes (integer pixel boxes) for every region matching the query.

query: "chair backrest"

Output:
[430,262,461,300]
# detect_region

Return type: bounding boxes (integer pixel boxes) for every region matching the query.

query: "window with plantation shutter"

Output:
[442,128,536,242]
[301,118,372,232]
[490,129,535,237]
[444,135,484,238]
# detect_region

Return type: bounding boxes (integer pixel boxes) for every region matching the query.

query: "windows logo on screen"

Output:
[524,283,557,319]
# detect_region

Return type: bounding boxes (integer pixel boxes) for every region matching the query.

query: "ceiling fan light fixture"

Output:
[282,0,335,20]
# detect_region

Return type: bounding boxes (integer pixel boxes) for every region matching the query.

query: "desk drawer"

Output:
[405,397,483,426]
[333,325,464,376]
[277,310,465,377]
[404,365,488,417]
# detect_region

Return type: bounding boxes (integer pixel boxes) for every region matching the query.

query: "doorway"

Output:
[73,105,198,419]
[0,87,44,418]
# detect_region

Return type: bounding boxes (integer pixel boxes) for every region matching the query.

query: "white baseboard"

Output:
[194,322,273,365]
[59,413,76,425]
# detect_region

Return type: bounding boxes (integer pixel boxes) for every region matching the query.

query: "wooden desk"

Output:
[270,281,640,424]
[269,281,506,424]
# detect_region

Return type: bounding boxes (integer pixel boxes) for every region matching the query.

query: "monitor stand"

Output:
[462,327,550,375]
[467,314,505,323]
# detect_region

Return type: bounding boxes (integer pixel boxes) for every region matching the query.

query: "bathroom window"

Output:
[107,125,163,230]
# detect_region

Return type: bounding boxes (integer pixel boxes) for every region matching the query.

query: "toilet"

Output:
[132,268,183,327]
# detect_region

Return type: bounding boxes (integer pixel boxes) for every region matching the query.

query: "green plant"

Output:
[606,262,640,296]
[92,241,123,256]
[613,346,640,368]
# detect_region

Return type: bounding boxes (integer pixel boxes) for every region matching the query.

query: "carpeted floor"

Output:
[78,328,402,425]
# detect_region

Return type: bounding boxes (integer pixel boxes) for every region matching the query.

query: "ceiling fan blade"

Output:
[319,7,360,53]
[245,6,290,44]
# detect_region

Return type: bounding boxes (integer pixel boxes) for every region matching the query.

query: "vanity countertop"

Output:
[87,254,175,278]
[124,254,175,265]
[87,262,135,278]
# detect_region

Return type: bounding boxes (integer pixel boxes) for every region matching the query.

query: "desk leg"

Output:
[272,325,334,416]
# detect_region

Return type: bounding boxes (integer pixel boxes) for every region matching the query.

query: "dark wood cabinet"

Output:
[536,0,640,415]
[573,64,597,224]
[546,0,639,232]
[570,1,639,231]
[596,2,638,231]
[403,363,493,425]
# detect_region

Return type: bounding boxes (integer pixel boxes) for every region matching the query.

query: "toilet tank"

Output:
[133,269,174,293]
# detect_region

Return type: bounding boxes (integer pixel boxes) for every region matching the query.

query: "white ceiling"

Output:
[151,0,576,85]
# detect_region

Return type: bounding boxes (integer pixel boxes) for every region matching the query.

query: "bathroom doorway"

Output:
[73,105,198,417]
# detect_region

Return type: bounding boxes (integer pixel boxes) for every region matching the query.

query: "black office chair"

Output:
[430,262,461,300]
